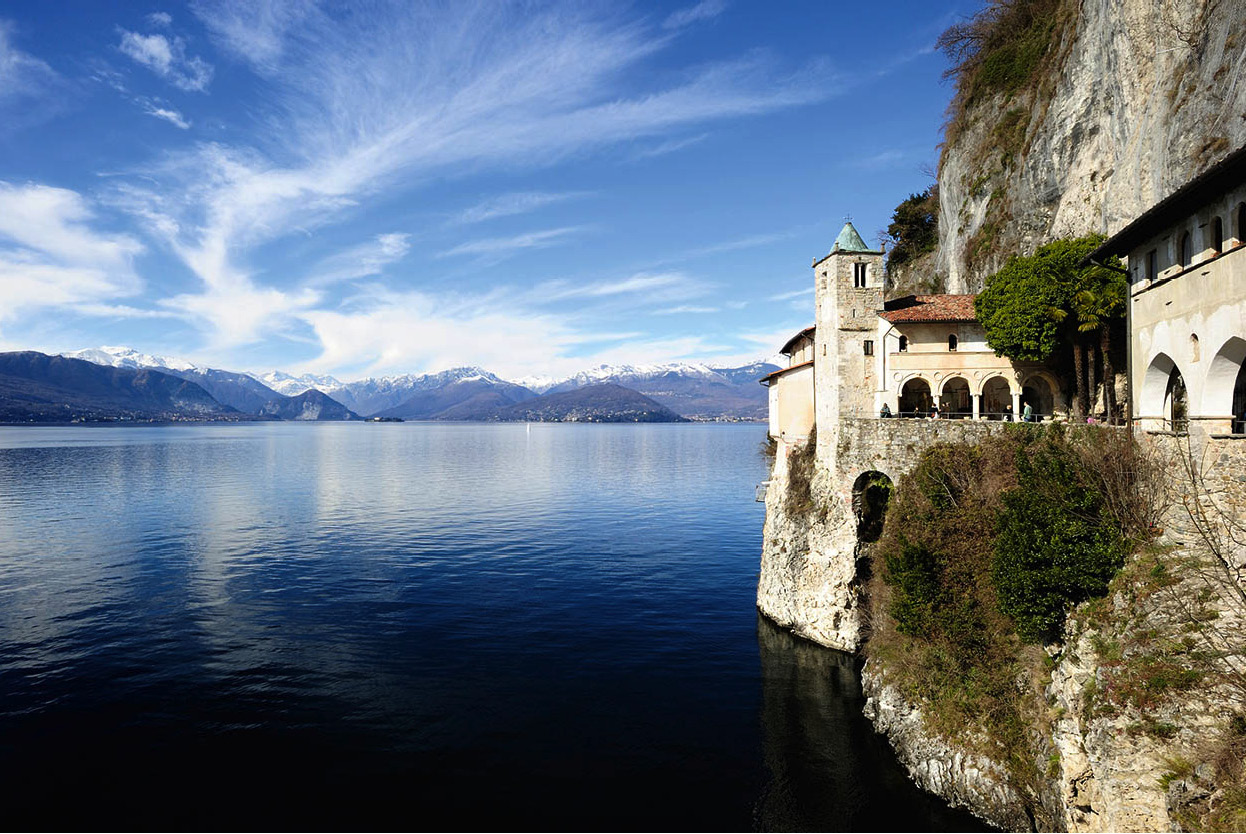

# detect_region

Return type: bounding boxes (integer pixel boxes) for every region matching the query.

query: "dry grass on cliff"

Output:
[784,428,818,517]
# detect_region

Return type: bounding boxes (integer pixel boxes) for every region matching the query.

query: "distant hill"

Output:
[489,383,686,423]
[0,351,232,422]
[258,390,357,421]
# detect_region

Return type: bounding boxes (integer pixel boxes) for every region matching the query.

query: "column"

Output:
[972,393,981,420]
[1011,391,1021,422]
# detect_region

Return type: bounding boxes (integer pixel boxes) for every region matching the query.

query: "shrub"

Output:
[992,438,1126,642]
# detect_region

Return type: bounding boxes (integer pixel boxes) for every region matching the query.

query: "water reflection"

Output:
[756,614,992,832]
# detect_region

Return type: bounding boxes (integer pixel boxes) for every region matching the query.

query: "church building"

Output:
[763,221,1060,452]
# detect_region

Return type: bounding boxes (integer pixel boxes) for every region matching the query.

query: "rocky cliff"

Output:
[937,0,1246,291]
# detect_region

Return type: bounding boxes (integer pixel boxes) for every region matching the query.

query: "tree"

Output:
[975,235,1123,417]
[883,188,939,272]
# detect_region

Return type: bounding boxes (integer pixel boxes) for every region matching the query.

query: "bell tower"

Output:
[813,220,885,460]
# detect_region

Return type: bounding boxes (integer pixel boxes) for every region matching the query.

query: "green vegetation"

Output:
[868,425,1158,797]
[884,188,939,273]
[993,437,1127,642]
[975,235,1125,418]
[938,0,1067,140]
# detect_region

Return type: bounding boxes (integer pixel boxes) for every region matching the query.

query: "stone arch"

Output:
[1201,337,1246,427]
[852,471,893,544]
[898,376,932,417]
[1140,353,1182,422]
[1021,373,1059,419]
[940,375,972,418]
[980,374,1014,419]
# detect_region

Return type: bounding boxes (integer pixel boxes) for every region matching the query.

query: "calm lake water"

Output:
[0,422,984,830]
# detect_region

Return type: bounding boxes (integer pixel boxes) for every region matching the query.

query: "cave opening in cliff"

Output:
[852,471,893,544]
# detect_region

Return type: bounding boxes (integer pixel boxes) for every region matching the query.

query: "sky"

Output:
[0,0,972,381]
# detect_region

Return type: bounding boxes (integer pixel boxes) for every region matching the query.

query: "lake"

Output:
[0,422,984,830]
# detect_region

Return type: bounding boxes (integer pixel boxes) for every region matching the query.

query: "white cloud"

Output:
[454,191,588,225]
[438,226,584,259]
[307,232,410,286]
[663,0,727,30]
[0,183,144,321]
[148,12,173,28]
[141,101,190,129]
[118,29,213,91]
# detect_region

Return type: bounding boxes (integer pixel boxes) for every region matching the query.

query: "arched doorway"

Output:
[898,378,931,417]
[940,376,971,419]
[1202,337,1246,433]
[852,471,893,544]
[1021,375,1055,421]
[981,375,1012,420]
[1165,367,1188,432]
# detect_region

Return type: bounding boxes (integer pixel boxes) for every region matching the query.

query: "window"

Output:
[1238,203,1246,244]
[1146,249,1157,281]
[853,262,867,288]
[1179,231,1192,267]
[1191,333,1200,363]
[898,335,908,352]
[1212,217,1224,254]
[863,340,874,356]
[948,334,958,352]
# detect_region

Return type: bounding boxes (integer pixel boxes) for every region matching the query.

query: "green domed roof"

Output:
[831,221,871,253]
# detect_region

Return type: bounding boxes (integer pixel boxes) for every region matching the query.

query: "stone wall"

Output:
[757,417,1020,652]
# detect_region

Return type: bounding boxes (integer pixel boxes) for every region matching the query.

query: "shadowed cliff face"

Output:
[753,615,992,832]
[937,0,1246,291]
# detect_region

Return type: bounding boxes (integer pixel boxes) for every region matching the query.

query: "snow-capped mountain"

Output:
[513,362,725,394]
[251,370,345,398]
[329,367,524,416]
[509,361,778,420]
[64,346,286,414]
[63,345,200,373]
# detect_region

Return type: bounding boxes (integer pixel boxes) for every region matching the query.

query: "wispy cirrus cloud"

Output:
[663,0,727,30]
[453,191,589,225]
[0,19,68,130]
[438,226,585,260]
[117,28,213,91]
[769,287,812,301]
[631,133,708,160]
[140,99,190,129]
[307,232,410,287]
[537,271,708,303]
[113,1,834,355]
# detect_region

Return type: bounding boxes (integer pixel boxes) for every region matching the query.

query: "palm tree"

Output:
[1071,278,1125,423]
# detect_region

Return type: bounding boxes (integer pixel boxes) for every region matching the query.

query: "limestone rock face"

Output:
[938,0,1246,291]
[756,454,863,652]
[861,663,1031,831]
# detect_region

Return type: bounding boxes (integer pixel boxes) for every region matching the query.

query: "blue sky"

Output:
[0,0,970,380]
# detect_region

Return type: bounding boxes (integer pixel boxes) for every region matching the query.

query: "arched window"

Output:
[1238,203,1246,246]
[1179,231,1192,267]
[1191,333,1201,363]
[948,334,958,352]
[1212,217,1224,255]
[898,335,908,352]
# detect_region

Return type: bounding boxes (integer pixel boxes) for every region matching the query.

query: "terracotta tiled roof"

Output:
[879,294,977,323]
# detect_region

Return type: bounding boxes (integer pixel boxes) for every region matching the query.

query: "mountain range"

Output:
[23,346,779,424]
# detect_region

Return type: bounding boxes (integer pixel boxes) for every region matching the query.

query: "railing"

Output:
[755,481,771,502]
[878,410,1054,422]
